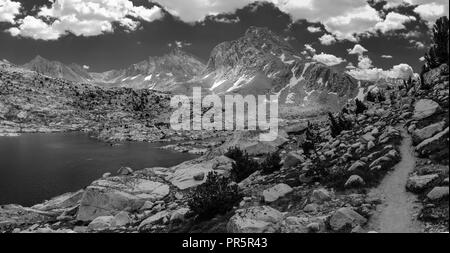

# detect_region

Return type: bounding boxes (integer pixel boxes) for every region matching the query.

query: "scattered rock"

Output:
[283,151,305,168]
[88,216,115,231]
[310,188,331,204]
[426,187,449,201]
[117,167,133,175]
[113,211,131,227]
[227,206,285,233]
[412,121,446,144]
[262,184,293,203]
[329,208,367,232]
[344,175,365,188]
[406,174,439,193]
[139,210,170,231]
[412,99,440,120]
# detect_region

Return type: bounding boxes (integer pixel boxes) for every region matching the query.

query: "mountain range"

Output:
[18,27,363,109]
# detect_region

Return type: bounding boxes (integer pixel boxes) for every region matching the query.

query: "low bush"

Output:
[225,147,260,182]
[260,152,282,175]
[188,172,242,220]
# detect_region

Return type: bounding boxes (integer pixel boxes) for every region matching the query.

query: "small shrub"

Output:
[225,147,260,182]
[328,112,341,138]
[188,172,242,220]
[328,112,352,138]
[224,147,244,161]
[301,140,315,156]
[366,91,376,102]
[355,99,367,115]
[260,152,282,175]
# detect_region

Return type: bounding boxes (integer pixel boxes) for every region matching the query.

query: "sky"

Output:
[0,0,448,81]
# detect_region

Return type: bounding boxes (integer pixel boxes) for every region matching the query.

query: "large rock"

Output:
[227,206,285,233]
[0,205,56,229]
[166,155,234,190]
[423,64,449,87]
[279,216,309,233]
[87,216,115,231]
[32,190,84,212]
[406,174,439,193]
[329,208,367,232]
[262,184,293,202]
[283,151,305,168]
[310,188,331,203]
[347,161,366,172]
[412,121,447,144]
[426,187,449,201]
[416,127,449,157]
[76,177,170,221]
[344,175,365,188]
[138,210,170,231]
[412,99,440,120]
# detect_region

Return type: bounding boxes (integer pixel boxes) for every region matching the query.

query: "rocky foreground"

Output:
[0,63,448,233]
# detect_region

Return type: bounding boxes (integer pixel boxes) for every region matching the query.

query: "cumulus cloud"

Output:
[153,0,253,22]
[320,5,380,41]
[83,65,90,70]
[384,0,449,23]
[357,56,373,69]
[153,0,415,42]
[411,40,425,49]
[7,0,163,40]
[374,12,416,33]
[8,16,61,40]
[319,34,336,45]
[304,44,316,54]
[347,44,368,55]
[0,0,21,24]
[307,26,321,33]
[414,2,446,23]
[347,63,414,81]
[312,52,345,66]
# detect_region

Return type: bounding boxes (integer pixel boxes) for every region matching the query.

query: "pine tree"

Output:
[355,99,367,115]
[433,16,449,65]
[423,16,449,69]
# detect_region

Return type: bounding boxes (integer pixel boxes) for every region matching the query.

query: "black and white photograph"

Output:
[0,0,448,238]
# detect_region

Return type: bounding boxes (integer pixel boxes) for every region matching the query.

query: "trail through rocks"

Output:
[367,128,424,233]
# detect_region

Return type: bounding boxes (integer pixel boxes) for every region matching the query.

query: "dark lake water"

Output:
[0,133,197,207]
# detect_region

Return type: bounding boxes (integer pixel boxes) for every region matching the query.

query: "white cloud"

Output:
[0,0,21,24]
[357,56,373,69]
[8,0,163,40]
[374,12,416,33]
[307,26,321,33]
[304,44,316,54]
[419,56,425,61]
[152,0,394,41]
[319,34,336,45]
[414,2,446,23]
[347,44,368,55]
[83,65,90,70]
[321,4,382,41]
[153,0,253,22]
[347,62,414,81]
[381,55,393,58]
[389,63,414,79]
[312,52,345,66]
[8,16,61,40]
[411,40,425,49]
[346,62,356,69]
